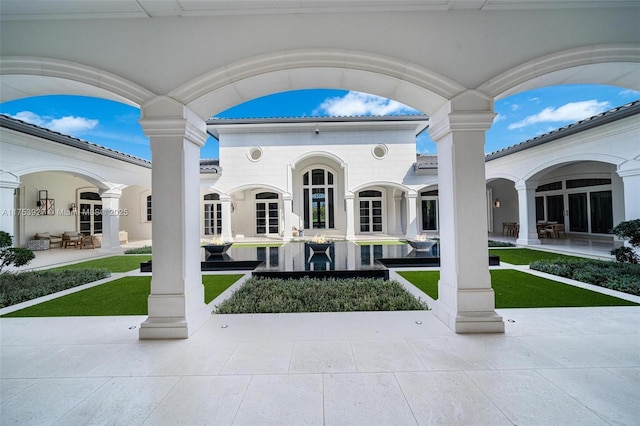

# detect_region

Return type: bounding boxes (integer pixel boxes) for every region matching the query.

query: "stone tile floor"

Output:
[1,307,639,425]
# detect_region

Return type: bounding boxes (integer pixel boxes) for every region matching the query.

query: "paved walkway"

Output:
[2,237,638,425]
[1,307,639,425]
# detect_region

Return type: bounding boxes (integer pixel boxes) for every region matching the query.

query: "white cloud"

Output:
[508,100,610,130]
[493,113,506,123]
[10,111,98,135]
[48,116,98,134]
[11,111,46,126]
[315,91,419,116]
[510,104,520,112]
[619,89,640,97]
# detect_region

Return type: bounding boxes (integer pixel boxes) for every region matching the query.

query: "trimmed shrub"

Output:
[124,246,152,254]
[611,219,640,263]
[530,258,640,296]
[488,240,515,247]
[0,268,111,308]
[214,277,428,314]
[0,231,35,272]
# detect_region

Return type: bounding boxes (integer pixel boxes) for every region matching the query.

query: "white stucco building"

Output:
[2,99,638,250]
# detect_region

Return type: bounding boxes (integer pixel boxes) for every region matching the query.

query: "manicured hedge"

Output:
[530,259,640,296]
[214,277,428,314]
[0,268,111,308]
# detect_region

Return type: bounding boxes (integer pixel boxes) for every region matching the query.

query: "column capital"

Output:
[514,179,539,191]
[0,171,20,189]
[140,96,207,147]
[428,90,496,142]
[99,187,123,199]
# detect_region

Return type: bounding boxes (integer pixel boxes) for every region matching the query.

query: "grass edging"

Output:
[397,270,639,308]
[1,274,243,317]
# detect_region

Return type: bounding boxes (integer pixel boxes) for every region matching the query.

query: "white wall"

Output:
[119,185,152,241]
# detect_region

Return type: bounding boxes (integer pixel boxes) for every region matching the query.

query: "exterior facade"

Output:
[1,1,638,337]
[2,100,638,251]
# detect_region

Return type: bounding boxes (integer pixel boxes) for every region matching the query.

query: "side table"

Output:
[27,239,50,251]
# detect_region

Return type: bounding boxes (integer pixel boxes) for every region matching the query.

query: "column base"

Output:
[139,317,189,339]
[435,286,505,334]
[436,303,505,334]
[139,300,210,339]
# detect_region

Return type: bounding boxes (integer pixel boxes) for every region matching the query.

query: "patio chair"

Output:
[62,231,81,248]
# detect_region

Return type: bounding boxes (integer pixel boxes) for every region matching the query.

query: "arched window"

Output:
[203,193,222,235]
[303,168,335,230]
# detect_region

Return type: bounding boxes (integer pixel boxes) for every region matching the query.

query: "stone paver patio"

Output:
[1,306,639,425]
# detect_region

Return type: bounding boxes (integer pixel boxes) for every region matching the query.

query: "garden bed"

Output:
[0,268,111,308]
[214,277,428,314]
[530,258,640,296]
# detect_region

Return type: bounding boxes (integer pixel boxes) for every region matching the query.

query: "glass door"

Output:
[590,190,613,234]
[79,191,102,235]
[359,190,383,233]
[568,193,588,232]
[255,192,279,235]
[421,199,438,231]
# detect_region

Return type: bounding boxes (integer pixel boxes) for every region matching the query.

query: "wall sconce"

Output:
[69,203,77,215]
[37,190,55,215]
[494,199,501,208]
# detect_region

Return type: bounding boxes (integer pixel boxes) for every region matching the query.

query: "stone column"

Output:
[99,187,123,252]
[611,169,625,248]
[428,91,504,334]
[345,193,356,240]
[138,97,208,339]
[515,180,541,246]
[405,192,418,239]
[220,196,233,241]
[394,192,403,235]
[283,195,293,241]
[618,167,640,221]
[0,176,19,236]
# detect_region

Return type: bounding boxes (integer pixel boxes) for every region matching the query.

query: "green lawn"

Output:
[1,274,243,317]
[50,256,151,273]
[489,248,585,265]
[355,241,406,245]
[232,243,284,248]
[398,270,638,308]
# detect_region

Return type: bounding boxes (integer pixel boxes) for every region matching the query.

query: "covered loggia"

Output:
[2,3,638,337]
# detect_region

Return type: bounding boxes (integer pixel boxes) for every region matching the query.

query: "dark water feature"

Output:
[212,241,440,280]
[141,241,497,276]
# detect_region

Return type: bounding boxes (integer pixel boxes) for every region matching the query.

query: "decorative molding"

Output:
[479,44,640,98]
[0,56,155,106]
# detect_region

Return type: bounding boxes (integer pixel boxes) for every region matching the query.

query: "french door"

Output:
[79,191,102,235]
[359,199,383,232]
[256,192,279,235]
[204,202,222,235]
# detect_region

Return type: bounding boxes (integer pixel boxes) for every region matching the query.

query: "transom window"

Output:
[303,168,334,230]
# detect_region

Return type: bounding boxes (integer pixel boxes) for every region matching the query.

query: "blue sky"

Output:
[1,85,638,160]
